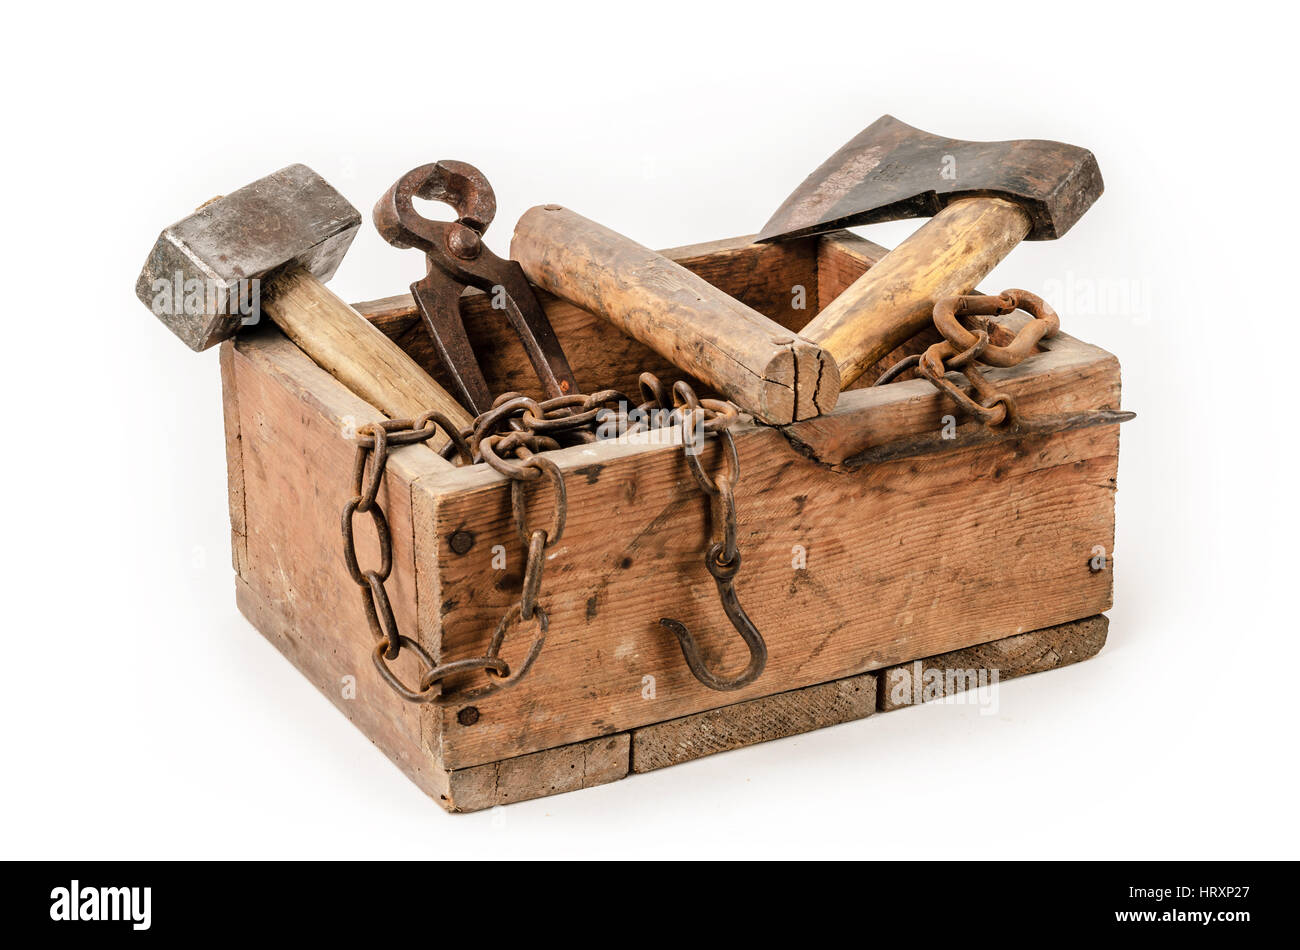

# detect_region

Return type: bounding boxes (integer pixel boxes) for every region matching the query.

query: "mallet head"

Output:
[135,164,361,351]
[757,115,1103,243]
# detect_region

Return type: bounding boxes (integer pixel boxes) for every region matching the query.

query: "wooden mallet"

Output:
[756,115,1104,386]
[135,164,473,448]
[511,206,841,425]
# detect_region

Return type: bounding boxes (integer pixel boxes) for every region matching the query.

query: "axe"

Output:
[757,115,1104,386]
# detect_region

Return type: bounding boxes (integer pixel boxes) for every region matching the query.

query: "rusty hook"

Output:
[660,543,767,691]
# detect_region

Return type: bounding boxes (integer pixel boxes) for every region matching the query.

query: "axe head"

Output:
[757,115,1103,243]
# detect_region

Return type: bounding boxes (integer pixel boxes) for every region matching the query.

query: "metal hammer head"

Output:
[135,164,361,351]
[757,115,1103,243]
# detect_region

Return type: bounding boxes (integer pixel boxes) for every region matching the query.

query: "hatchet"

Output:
[757,115,1104,386]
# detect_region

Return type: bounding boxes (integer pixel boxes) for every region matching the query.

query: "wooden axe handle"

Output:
[512,206,839,424]
[265,264,474,449]
[800,197,1032,386]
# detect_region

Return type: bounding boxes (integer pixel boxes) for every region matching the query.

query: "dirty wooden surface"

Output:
[442,735,629,812]
[780,317,1120,467]
[877,614,1109,711]
[225,330,450,797]
[425,415,1118,769]
[631,672,877,773]
[233,533,1107,813]
[219,344,248,577]
[265,264,471,450]
[354,232,1128,771]
[448,614,1108,810]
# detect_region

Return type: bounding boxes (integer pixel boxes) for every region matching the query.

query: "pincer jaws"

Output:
[373,161,579,416]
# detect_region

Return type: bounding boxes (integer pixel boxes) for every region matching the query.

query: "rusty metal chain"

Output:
[659,379,767,691]
[342,372,752,704]
[874,289,1060,428]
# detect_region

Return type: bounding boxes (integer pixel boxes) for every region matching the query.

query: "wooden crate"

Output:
[220,230,1123,811]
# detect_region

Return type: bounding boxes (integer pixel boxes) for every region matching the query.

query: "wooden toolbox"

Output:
[220,229,1123,811]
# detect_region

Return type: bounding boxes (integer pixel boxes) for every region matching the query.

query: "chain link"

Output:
[657,386,767,692]
[342,374,743,704]
[875,289,1059,428]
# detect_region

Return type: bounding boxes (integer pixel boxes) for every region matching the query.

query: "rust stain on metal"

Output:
[374,160,579,414]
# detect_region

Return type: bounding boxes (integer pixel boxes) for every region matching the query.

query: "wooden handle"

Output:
[801,197,1032,386]
[512,205,839,424]
[263,264,474,449]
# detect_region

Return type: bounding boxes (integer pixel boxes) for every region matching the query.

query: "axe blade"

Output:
[757,115,1103,243]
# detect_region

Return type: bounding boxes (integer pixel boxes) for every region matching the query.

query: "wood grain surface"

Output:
[225,330,452,797]
[441,734,629,812]
[510,206,838,422]
[265,264,471,451]
[631,672,877,773]
[424,410,1119,769]
[877,614,1109,710]
[801,198,1032,386]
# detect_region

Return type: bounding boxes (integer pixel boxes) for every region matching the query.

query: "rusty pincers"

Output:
[374,161,578,415]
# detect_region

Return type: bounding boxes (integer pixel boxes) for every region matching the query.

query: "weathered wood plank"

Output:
[778,320,1122,467]
[631,672,876,773]
[878,614,1109,711]
[219,341,248,575]
[442,734,629,813]
[428,415,1118,770]
[234,565,1109,811]
[235,576,451,803]
[229,328,450,792]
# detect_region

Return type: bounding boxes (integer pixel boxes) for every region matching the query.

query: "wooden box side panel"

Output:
[224,330,452,799]
[409,232,1124,770]
[427,410,1119,770]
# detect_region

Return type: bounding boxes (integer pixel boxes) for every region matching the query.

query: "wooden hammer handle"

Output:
[801,197,1032,386]
[265,264,474,449]
[512,206,839,424]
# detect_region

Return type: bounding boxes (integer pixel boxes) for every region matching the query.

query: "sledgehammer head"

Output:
[757,115,1103,243]
[135,164,361,351]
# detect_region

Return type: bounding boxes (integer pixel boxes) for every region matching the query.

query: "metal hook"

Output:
[660,543,767,691]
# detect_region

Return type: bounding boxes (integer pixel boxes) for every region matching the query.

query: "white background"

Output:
[2,1,1294,859]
